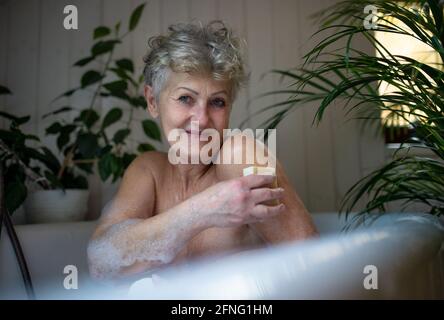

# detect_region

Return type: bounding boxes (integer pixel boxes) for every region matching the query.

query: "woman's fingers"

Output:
[250,187,284,204]
[250,203,286,221]
[240,174,276,189]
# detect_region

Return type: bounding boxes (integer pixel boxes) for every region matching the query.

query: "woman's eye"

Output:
[177,95,193,105]
[211,98,226,108]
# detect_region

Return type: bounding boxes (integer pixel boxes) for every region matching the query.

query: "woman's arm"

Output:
[88,197,211,280]
[87,153,210,280]
[249,159,319,243]
[87,152,285,280]
[215,134,319,244]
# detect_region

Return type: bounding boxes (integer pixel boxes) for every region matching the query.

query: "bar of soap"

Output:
[243,166,276,177]
[243,166,279,205]
[243,166,277,187]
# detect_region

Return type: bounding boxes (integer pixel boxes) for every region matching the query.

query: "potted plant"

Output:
[0,85,88,224]
[27,3,161,223]
[1,3,161,224]
[257,0,444,228]
[0,86,54,218]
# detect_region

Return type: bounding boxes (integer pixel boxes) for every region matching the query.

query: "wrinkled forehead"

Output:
[162,71,233,99]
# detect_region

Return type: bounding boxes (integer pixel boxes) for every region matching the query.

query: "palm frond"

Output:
[253,0,444,228]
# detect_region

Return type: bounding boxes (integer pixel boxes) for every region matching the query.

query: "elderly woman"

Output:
[87,21,318,280]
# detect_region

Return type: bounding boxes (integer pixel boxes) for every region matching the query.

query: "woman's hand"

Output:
[190,174,286,228]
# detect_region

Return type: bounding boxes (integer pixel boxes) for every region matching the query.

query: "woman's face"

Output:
[145,71,233,162]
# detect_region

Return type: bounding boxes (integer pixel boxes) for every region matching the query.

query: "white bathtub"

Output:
[127,212,444,299]
[1,212,443,299]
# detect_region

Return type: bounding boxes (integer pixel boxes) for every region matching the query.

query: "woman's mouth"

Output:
[185,129,202,136]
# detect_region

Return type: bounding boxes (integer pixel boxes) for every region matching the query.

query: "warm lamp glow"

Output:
[375,11,440,127]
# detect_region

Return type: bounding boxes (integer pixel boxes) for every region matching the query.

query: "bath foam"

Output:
[88,219,175,281]
[87,219,142,280]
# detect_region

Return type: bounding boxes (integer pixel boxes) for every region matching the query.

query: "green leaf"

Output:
[109,155,119,174]
[102,108,122,130]
[110,67,131,81]
[0,129,23,145]
[23,147,42,162]
[71,174,88,189]
[0,111,30,126]
[44,171,63,189]
[60,170,88,189]
[0,85,12,95]
[115,22,121,34]
[24,147,59,174]
[75,109,100,128]
[91,40,120,56]
[5,163,23,182]
[142,119,161,141]
[129,3,146,31]
[137,143,155,153]
[24,134,40,141]
[113,128,131,144]
[57,124,76,150]
[63,143,75,157]
[110,155,124,182]
[45,122,62,135]
[57,134,69,151]
[51,88,78,103]
[15,115,30,126]
[5,178,27,214]
[81,70,103,88]
[73,56,95,67]
[77,132,99,158]
[103,80,127,93]
[42,106,73,119]
[99,92,110,98]
[0,111,20,122]
[63,88,77,97]
[130,96,147,108]
[104,90,130,102]
[116,58,134,73]
[122,152,136,168]
[98,145,112,157]
[98,153,113,181]
[93,26,111,39]
[40,146,62,173]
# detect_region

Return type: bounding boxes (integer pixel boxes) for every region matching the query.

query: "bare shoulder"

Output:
[93,151,167,236]
[215,133,318,242]
[214,132,274,181]
[117,150,171,200]
[134,150,169,173]
[114,151,166,188]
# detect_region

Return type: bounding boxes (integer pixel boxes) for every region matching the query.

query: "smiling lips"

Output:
[185,129,201,135]
[185,129,207,138]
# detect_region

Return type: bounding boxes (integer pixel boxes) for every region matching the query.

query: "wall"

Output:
[0,0,386,217]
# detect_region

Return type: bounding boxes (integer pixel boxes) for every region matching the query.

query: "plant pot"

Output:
[24,189,89,224]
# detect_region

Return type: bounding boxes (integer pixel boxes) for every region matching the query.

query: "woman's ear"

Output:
[144,85,159,118]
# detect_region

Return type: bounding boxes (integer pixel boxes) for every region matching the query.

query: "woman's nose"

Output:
[191,103,209,126]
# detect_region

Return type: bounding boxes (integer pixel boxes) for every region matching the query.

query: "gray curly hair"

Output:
[143,20,248,102]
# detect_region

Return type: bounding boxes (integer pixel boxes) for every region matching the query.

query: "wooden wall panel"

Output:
[2,0,389,216]
[5,0,41,135]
